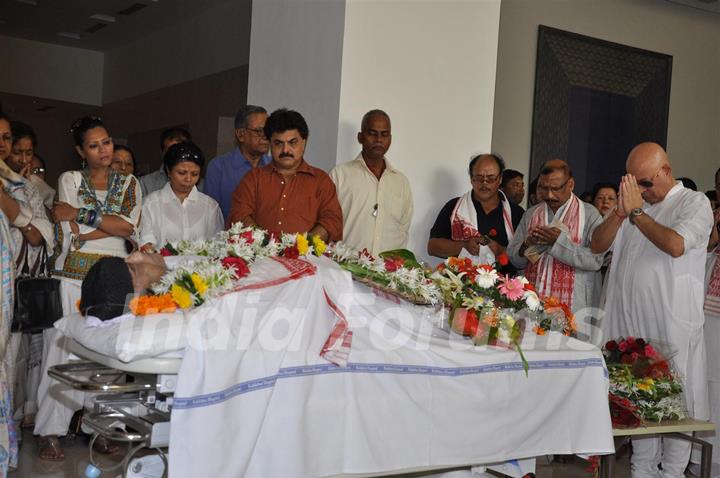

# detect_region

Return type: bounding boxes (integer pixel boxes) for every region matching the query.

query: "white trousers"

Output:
[631,436,691,478]
[33,280,88,437]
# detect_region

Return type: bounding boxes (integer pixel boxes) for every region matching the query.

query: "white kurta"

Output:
[139,183,223,248]
[602,183,712,421]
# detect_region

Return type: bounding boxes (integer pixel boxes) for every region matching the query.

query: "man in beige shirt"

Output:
[330,110,413,256]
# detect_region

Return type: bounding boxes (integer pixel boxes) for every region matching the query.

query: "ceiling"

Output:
[0,0,234,51]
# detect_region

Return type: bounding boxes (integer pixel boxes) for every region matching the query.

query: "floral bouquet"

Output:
[432,257,549,374]
[603,337,686,427]
[327,244,442,305]
[132,225,330,316]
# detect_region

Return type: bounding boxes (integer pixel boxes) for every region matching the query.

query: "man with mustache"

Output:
[428,153,524,274]
[227,108,343,242]
[508,159,604,317]
[330,110,413,256]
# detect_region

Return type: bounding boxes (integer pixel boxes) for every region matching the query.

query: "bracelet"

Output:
[76,207,89,225]
[91,211,103,228]
[76,208,103,227]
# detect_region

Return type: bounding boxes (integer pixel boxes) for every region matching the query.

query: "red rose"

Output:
[620,354,633,365]
[283,246,299,259]
[618,341,629,352]
[384,259,399,272]
[497,253,509,266]
[605,340,618,351]
[159,247,172,257]
[489,228,497,237]
[221,256,250,279]
[626,336,636,345]
[240,230,255,244]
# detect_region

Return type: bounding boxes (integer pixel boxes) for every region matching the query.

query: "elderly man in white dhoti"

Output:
[507,160,605,329]
[591,142,712,478]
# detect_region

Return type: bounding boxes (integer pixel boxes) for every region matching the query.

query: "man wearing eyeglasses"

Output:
[508,159,604,319]
[330,110,413,256]
[592,143,712,478]
[205,105,271,220]
[428,153,524,273]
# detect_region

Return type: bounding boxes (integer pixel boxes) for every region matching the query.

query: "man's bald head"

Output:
[626,142,669,173]
[626,142,674,204]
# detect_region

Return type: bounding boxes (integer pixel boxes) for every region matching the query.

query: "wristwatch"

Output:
[629,208,644,224]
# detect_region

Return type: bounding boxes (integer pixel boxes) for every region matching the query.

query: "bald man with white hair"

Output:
[592,142,713,478]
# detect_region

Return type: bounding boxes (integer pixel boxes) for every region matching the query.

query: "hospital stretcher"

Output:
[48,339,180,478]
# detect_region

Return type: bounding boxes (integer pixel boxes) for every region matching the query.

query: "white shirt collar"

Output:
[160,181,199,203]
[353,152,397,175]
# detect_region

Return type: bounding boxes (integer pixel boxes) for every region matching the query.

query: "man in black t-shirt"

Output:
[427,153,524,274]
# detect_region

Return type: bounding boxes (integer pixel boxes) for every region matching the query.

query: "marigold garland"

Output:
[129,294,177,316]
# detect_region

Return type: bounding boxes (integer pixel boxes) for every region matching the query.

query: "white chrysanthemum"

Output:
[356,253,375,269]
[523,290,541,311]
[151,258,235,298]
[475,267,499,288]
[329,242,355,262]
[370,258,386,273]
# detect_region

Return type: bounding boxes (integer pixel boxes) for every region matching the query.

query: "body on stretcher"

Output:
[47,339,181,478]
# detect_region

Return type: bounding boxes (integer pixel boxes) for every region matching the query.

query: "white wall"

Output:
[0,35,103,105]
[247,0,346,173]
[492,0,720,193]
[337,0,502,262]
[103,0,252,103]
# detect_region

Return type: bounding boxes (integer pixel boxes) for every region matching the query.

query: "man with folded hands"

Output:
[507,159,604,318]
[592,143,712,478]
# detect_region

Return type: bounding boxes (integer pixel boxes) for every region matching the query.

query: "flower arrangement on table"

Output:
[603,336,686,427]
[427,256,577,374]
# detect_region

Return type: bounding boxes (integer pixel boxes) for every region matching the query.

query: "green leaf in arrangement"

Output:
[379,249,422,269]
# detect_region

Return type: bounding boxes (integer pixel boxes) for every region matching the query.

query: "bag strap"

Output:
[31,241,50,277]
[15,238,30,276]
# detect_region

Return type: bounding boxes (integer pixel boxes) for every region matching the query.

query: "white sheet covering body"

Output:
[159,256,613,477]
[56,256,613,477]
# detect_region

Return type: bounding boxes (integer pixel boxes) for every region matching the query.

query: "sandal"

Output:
[93,435,120,456]
[38,435,65,461]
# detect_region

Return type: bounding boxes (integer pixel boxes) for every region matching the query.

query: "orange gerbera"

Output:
[533,325,546,336]
[130,294,177,316]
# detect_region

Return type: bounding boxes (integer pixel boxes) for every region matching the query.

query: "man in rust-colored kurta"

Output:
[227,108,343,242]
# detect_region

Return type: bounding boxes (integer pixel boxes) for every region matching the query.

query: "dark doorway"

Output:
[530,26,672,194]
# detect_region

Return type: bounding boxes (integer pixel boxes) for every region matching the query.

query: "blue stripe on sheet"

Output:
[173,358,606,410]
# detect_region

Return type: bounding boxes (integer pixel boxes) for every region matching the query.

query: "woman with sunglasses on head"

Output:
[35,116,142,461]
[139,142,223,252]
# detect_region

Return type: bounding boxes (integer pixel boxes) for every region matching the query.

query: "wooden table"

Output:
[600,419,715,478]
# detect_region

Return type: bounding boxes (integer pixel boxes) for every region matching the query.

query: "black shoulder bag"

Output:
[12,239,63,333]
